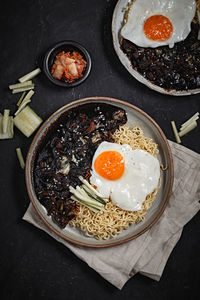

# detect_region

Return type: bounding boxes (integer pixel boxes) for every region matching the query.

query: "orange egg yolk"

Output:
[143,15,173,42]
[94,151,125,180]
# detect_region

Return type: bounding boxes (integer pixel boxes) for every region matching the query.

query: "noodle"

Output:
[69,125,160,240]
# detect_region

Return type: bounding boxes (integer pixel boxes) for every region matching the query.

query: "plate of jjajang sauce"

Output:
[112,0,200,96]
[33,102,127,228]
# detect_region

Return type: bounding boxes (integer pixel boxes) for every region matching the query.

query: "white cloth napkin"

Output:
[23,141,200,289]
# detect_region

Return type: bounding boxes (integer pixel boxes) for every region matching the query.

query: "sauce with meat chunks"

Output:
[34,103,127,228]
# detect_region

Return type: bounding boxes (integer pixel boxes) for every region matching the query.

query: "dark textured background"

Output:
[0,0,199,299]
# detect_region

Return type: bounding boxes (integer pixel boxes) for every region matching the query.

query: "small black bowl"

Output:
[43,41,92,87]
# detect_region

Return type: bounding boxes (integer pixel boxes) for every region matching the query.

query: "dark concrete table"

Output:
[1,0,199,299]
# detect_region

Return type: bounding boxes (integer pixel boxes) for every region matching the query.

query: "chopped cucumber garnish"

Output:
[180,112,199,130]
[14,105,42,137]
[179,121,197,137]
[9,80,33,90]
[2,109,10,134]
[69,178,108,213]
[79,176,108,201]
[15,90,34,116]
[0,114,14,139]
[12,84,35,94]
[171,120,181,144]
[16,148,25,169]
[18,68,41,83]
[71,196,100,213]
[17,91,26,106]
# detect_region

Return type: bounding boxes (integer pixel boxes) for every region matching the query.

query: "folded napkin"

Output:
[23,140,200,289]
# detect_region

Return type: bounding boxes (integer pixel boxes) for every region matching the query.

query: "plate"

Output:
[112,0,200,96]
[25,97,174,247]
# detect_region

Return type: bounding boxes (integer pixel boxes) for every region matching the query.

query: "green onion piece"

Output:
[2,109,10,134]
[180,112,199,130]
[17,91,26,106]
[18,68,41,83]
[9,80,32,90]
[16,148,25,169]
[13,105,42,137]
[0,115,14,139]
[171,121,181,144]
[12,84,35,94]
[15,90,35,116]
[179,121,197,137]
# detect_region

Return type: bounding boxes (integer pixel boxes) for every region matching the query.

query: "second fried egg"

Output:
[121,0,196,48]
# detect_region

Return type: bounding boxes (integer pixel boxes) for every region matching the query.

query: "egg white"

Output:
[121,0,196,48]
[90,141,160,211]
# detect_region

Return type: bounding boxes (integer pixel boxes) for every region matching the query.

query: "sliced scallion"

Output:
[12,84,35,94]
[171,120,181,144]
[9,80,33,90]
[179,121,197,137]
[16,148,25,169]
[13,105,42,137]
[18,68,41,83]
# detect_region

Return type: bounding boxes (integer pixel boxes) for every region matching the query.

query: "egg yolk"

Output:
[143,15,173,42]
[94,151,125,180]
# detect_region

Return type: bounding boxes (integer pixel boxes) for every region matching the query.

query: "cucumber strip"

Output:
[71,196,100,213]
[13,105,42,137]
[17,91,26,106]
[18,68,41,83]
[198,11,200,40]
[15,90,35,116]
[180,113,199,130]
[0,115,14,139]
[82,185,107,205]
[3,109,10,134]
[9,80,32,90]
[15,99,31,116]
[179,121,197,137]
[76,186,95,202]
[12,84,35,94]
[171,121,181,144]
[70,186,103,208]
[16,148,25,169]
[79,176,108,200]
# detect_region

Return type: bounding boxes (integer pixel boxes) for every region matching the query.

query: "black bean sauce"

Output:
[34,103,127,228]
[121,22,200,91]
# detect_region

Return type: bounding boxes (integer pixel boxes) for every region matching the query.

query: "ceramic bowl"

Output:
[43,41,91,87]
[25,97,174,247]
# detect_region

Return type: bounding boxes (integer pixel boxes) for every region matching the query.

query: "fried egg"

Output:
[121,0,196,48]
[89,141,160,211]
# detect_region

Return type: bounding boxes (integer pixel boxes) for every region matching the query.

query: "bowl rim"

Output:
[25,96,174,248]
[43,40,92,87]
[112,0,200,96]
